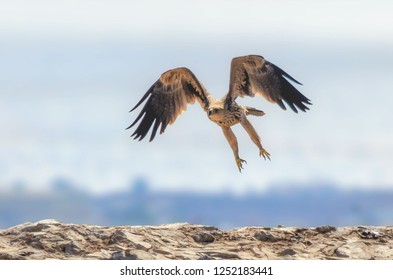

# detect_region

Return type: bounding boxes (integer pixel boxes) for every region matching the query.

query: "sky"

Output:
[1,0,393,193]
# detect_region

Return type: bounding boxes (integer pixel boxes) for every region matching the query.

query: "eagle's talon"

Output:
[260,148,271,161]
[236,158,247,172]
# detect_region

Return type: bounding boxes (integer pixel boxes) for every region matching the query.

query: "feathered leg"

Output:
[240,117,271,160]
[222,127,247,172]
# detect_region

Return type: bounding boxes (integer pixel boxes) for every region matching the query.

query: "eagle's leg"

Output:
[221,126,247,172]
[240,117,271,160]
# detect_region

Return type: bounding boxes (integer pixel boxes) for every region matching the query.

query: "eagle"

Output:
[127,55,311,172]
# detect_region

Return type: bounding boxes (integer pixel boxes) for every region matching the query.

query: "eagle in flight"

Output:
[127,55,311,172]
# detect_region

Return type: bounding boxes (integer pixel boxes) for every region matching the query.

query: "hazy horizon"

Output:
[2,177,392,229]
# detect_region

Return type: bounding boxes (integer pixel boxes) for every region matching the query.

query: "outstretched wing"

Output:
[226,55,311,113]
[127,67,210,141]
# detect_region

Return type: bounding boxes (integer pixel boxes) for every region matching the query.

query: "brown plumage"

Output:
[127,55,311,171]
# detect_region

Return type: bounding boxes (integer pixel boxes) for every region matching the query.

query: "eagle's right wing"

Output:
[127,67,211,141]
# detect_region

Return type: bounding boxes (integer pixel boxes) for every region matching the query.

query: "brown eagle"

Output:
[127,55,311,172]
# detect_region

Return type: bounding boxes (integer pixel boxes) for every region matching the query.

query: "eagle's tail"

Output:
[245,107,265,117]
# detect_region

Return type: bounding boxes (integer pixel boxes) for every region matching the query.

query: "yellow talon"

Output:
[236,158,247,172]
[260,148,271,161]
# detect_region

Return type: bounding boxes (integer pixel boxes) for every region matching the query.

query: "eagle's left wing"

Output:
[226,55,311,113]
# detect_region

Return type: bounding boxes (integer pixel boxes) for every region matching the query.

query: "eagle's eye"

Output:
[209,109,218,116]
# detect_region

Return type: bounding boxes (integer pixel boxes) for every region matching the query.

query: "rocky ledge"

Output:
[0,220,392,260]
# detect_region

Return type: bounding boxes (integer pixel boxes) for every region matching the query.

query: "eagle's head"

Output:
[207,107,226,122]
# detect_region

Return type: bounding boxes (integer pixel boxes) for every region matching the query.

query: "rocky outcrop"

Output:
[0,220,392,260]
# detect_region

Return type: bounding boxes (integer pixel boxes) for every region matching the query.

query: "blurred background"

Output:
[1,0,392,229]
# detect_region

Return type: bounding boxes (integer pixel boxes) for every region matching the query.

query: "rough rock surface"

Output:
[0,220,392,260]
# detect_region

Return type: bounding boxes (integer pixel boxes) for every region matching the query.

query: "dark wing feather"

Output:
[127,67,210,141]
[227,55,311,113]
